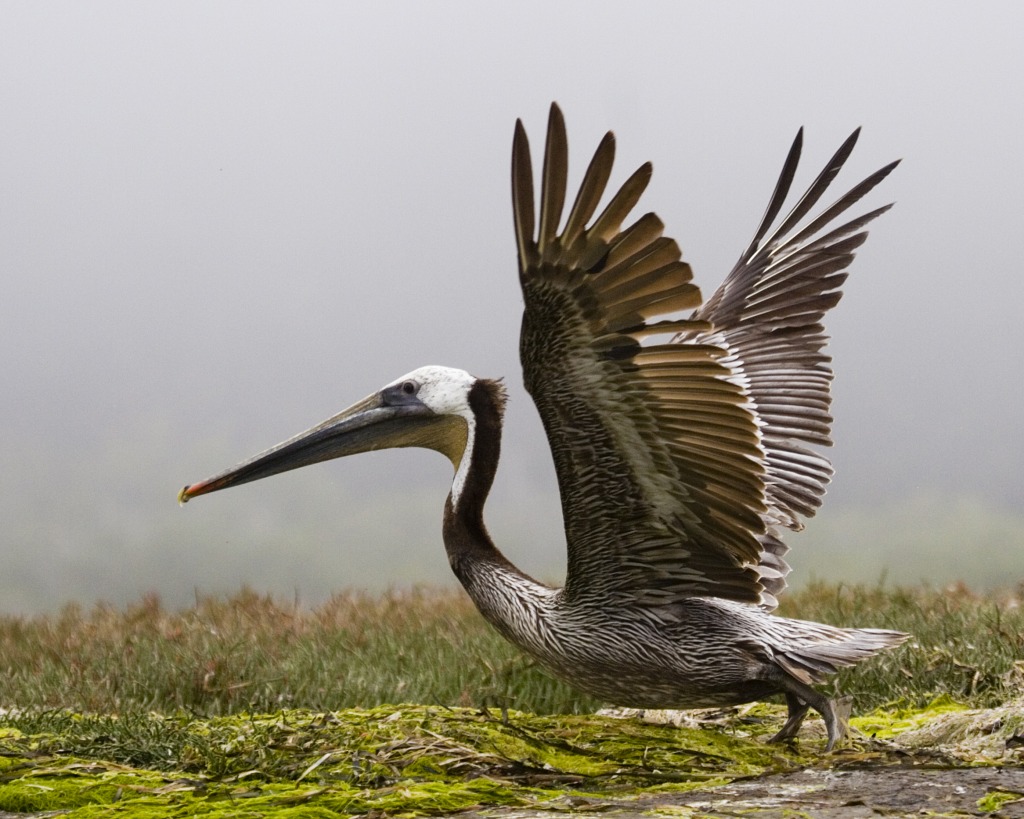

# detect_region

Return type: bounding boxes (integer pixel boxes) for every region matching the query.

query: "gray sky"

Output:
[2,2,1022,614]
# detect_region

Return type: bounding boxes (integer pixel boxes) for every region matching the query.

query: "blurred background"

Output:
[2,1,1021,615]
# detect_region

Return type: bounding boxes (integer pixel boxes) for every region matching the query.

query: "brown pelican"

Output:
[180,104,907,751]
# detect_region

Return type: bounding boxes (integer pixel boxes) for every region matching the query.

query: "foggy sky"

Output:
[2,2,1022,614]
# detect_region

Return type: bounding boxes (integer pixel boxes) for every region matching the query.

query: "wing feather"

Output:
[684,127,899,606]
[513,103,896,607]
[562,132,616,252]
[538,104,568,259]
[511,120,536,270]
[591,164,654,238]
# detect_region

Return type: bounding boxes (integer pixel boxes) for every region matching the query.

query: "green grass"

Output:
[0,588,580,716]
[0,582,1021,716]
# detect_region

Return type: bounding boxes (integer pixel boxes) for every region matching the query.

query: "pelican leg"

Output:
[766,671,848,751]
[769,692,810,743]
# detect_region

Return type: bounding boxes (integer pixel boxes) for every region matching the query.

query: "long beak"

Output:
[179,393,438,504]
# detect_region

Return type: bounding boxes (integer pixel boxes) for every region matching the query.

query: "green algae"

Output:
[0,705,808,817]
[850,694,969,739]
[1,701,1018,817]
[978,789,1024,813]
[0,755,545,818]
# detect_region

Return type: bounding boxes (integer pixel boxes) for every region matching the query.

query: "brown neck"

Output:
[442,379,521,583]
[441,379,559,656]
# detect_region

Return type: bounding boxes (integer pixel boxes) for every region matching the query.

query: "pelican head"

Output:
[178,365,483,504]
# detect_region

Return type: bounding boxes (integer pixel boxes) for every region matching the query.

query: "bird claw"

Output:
[823,695,853,751]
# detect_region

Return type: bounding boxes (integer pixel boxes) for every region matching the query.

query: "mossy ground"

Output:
[2,700,1022,817]
[0,705,779,817]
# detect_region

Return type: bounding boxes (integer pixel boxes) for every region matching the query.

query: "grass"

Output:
[0,582,1021,716]
[0,587,578,716]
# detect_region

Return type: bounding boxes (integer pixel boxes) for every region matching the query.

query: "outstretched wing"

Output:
[513,103,895,608]
[684,130,899,607]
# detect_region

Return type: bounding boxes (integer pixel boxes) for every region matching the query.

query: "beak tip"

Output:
[177,485,192,506]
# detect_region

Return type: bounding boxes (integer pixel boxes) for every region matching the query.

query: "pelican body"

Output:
[181,105,907,751]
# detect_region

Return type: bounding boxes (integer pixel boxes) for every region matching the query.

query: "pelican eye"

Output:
[382,379,424,407]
